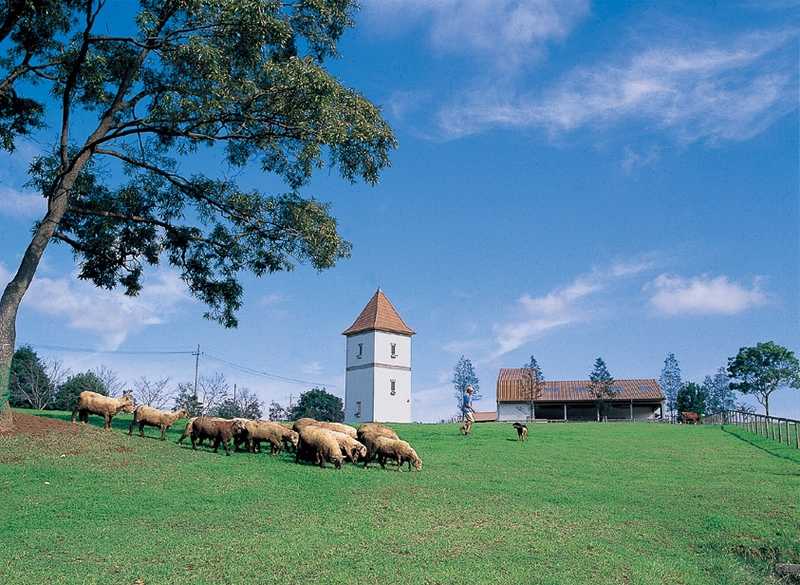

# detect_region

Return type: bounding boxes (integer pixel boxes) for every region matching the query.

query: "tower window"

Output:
[355,401,362,418]
[390,379,396,396]
[390,343,397,358]
[357,343,363,358]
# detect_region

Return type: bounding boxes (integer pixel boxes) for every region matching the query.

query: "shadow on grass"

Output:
[721,425,800,465]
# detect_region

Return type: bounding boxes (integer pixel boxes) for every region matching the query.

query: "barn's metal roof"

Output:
[496,371,664,402]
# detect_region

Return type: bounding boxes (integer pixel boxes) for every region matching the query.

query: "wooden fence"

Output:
[703,410,800,449]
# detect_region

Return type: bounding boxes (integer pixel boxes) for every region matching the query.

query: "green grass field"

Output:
[1,410,798,585]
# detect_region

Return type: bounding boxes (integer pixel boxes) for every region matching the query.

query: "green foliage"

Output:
[676,382,708,417]
[289,387,343,422]
[703,367,735,414]
[3,411,800,585]
[588,357,616,421]
[727,341,800,415]
[173,382,202,417]
[8,345,52,408]
[52,371,106,411]
[268,400,287,421]
[212,388,262,419]
[659,353,682,415]
[519,355,545,420]
[452,355,480,410]
[2,0,395,327]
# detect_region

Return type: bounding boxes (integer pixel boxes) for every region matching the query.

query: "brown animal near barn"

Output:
[71,391,135,430]
[295,426,343,469]
[367,436,422,471]
[681,412,700,424]
[243,420,299,454]
[190,417,245,456]
[128,406,188,440]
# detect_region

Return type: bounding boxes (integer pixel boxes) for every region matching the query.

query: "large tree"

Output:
[0,0,394,431]
[289,387,343,422]
[519,355,544,421]
[727,341,800,416]
[588,357,616,422]
[8,345,66,409]
[52,370,106,410]
[659,353,682,417]
[451,355,480,413]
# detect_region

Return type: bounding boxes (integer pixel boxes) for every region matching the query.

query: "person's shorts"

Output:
[463,411,474,423]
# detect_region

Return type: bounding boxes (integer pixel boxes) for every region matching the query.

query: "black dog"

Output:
[512,422,528,441]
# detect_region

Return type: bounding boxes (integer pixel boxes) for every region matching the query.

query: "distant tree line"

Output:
[9,345,346,423]
[660,341,799,420]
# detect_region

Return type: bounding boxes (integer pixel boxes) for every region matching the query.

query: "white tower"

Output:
[343,289,414,423]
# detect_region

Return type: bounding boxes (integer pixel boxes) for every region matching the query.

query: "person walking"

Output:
[460,385,475,435]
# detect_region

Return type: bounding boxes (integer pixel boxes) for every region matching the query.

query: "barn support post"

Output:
[629,400,633,422]
[563,403,567,421]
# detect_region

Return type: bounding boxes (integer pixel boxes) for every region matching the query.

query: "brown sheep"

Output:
[128,406,188,440]
[358,425,400,467]
[323,429,367,463]
[292,417,318,433]
[243,420,299,454]
[190,417,245,456]
[369,436,422,471]
[177,416,200,444]
[295,427,343,469]
[313,421,357,439]
[71,391,135,430]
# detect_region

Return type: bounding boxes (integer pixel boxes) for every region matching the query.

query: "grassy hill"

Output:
[1,410,798,585]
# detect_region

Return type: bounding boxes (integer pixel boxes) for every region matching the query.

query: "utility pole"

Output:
[193,344,200,398]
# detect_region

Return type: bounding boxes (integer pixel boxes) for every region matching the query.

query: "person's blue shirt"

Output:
[462,392,472,412]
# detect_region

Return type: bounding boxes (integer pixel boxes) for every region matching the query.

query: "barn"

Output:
[496,370,665,422]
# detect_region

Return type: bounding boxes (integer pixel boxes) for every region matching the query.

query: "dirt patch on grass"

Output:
[0,412,84,437]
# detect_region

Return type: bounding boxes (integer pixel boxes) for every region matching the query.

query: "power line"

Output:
[203,352,336,389]
[22,341,336,389]
[22,342,196,355]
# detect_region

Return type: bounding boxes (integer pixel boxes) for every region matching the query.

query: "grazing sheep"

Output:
[71,391,135,430]
[296,427,343,469]
[177,417,199,444]
[243,420,299,454]
[368,436,422,471]
[323,429,367,463]
[190,417,245,456]
[358,425,400,467]
[312,421,357,439]
[292,417,318,433]
[128,406,188,440]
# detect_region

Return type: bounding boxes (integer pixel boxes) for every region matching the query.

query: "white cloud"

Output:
[646,274,768,316]
[0,263,191,349]
[0,186,45,218]
[437,29,797,142]
[363,0,589,65]
[491,258,654,358]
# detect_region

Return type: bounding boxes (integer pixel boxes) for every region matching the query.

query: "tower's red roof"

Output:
[342,289,415,336]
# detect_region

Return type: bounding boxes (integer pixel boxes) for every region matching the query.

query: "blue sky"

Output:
[1,0,798,421]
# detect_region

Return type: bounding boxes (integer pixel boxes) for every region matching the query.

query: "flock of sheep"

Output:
[70,390,422,470]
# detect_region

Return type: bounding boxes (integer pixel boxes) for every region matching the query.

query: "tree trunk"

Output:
[763,393,769,417]
[0,187,71,432]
